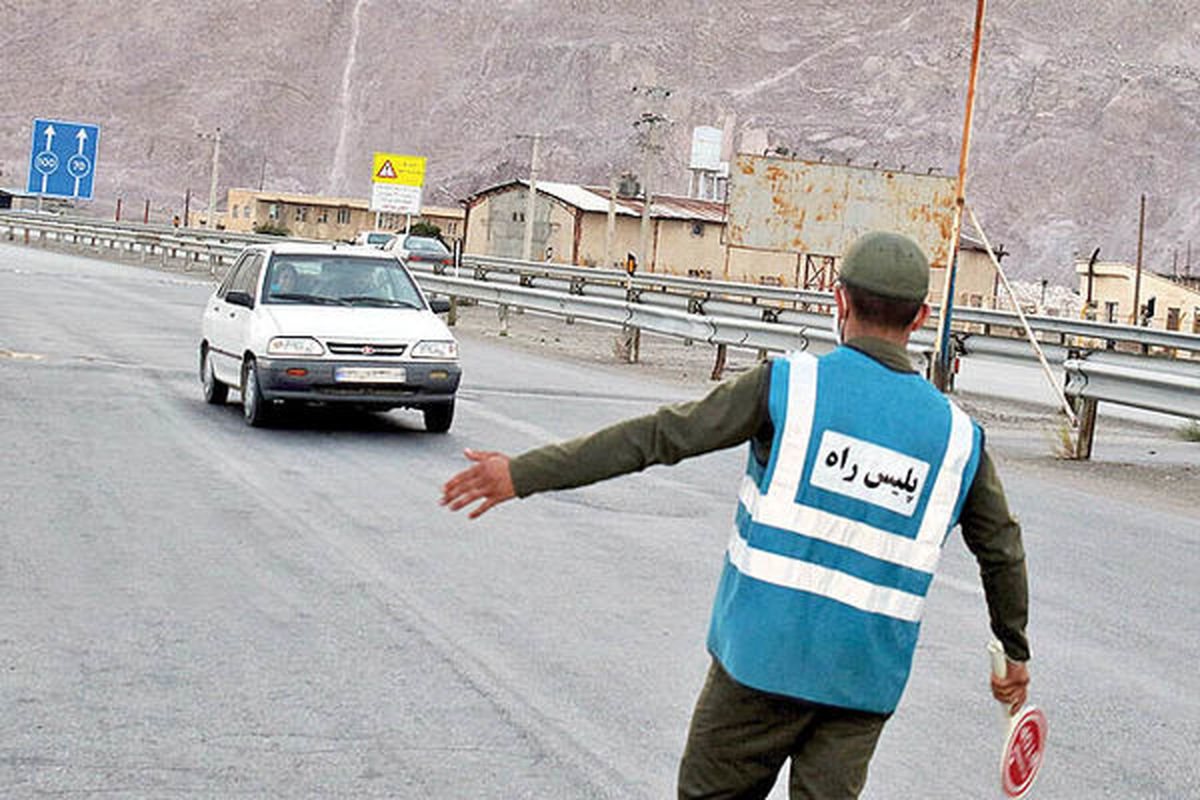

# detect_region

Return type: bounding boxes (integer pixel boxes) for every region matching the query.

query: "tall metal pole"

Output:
[183,188,191,228]
[933,0,987,391]
[203,127,222,229]
[1132,193,1146,324]
[520,134,542,261]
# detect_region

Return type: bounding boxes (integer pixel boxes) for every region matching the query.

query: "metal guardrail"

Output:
[3,211,1196,459]
[1062,354,1200,458]
[417,272,834,355]
[456,251,1200,355]
[1,212,248,272]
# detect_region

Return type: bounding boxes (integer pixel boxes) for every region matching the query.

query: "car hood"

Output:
[260,305,454,342]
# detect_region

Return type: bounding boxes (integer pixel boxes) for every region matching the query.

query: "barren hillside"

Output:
[2,0,1198,282]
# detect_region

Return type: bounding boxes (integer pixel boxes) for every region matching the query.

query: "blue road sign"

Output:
[27,118,100,200]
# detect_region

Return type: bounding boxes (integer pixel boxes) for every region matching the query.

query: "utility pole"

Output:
[605,173,618,269]
[516,133,543,262]
[198,127,222,229]
[631,85,672,273]
[1132,193,1146,325]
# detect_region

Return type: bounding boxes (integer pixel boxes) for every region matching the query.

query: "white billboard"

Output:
[689,126,723,171]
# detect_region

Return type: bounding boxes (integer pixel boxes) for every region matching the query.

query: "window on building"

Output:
[336,208,351,225]
[1166,307,1181,331]
[1104,301,1118,323]
[512,211,524,222]
[446,222,457,236]
[232,205,239,219]
[268,203,279,220]
[317,208,328,223]
[295,206,308,222]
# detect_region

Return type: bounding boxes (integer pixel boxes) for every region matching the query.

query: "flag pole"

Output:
[933,0,987,391]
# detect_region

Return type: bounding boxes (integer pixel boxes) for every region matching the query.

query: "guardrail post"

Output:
[1069,397,1098,460]
[711,344,728,381]
[498,304,510,336]
[448,296,458,327]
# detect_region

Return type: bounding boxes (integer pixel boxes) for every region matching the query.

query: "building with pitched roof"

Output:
[462,179,1001,305]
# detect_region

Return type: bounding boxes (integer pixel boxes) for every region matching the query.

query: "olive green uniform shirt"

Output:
[509,337,1030,662]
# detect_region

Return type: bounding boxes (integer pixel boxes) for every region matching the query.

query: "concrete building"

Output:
[462,180,726,274]
[462,179,999,305]
[213,188,464,243]
[1076,258,1200,332]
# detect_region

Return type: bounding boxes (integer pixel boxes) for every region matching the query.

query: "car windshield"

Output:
[404,236,449,255]
[262,255,424,308]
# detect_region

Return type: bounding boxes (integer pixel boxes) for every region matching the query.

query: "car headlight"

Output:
[267,336,325,356]
[410,340,458,359]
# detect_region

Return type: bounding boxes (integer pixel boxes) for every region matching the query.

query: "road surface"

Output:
[1,242,1196,798]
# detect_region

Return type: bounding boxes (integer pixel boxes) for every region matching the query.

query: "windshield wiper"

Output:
[339,296,421,309]
[271,292,351,306]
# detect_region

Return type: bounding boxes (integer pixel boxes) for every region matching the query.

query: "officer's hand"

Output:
[990,659,1030,715]
[441,449,515,519]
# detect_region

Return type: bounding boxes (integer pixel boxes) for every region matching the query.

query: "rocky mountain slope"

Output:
[2,0,1198,283]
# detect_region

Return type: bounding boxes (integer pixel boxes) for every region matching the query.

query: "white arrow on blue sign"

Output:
[27,118,101,200]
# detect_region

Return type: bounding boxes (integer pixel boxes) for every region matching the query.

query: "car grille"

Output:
[325,342,407,357]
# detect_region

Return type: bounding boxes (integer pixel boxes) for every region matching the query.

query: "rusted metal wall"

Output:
[727,155,958,268]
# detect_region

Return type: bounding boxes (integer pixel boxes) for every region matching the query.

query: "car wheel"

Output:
[423,399,455,433]
[241,357,273,427]
[200,346,229,405]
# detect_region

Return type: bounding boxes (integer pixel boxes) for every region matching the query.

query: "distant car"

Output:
[383,234,453,266]
[354,230,396,248]
[199,242,461,430]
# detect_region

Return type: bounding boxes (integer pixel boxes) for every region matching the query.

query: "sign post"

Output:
[369,153,425,226]
[27,118,100,202]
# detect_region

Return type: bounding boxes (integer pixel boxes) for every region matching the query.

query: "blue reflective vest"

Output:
[707,347,983,713]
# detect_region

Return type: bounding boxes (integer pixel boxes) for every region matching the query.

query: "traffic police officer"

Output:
[442,231,1031,799]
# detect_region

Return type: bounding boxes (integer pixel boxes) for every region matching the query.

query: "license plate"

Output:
[334,367,407,383]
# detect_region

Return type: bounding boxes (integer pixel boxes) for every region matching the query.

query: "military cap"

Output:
[839,232,930,302]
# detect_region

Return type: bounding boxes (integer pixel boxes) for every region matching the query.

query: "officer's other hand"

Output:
[441,449,515,518]
[990,659,1030,714]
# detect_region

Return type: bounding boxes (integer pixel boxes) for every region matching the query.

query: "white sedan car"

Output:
[199,242,461,430]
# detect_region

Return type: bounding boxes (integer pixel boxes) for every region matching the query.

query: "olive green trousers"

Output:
[677,659,889,800]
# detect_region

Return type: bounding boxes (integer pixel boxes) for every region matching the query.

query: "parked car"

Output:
[383,234,453,265]
[199,242,461,430]
[353,230,396,248]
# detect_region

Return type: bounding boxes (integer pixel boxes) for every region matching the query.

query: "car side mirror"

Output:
[226,290,254,308]
[429,297,451,314]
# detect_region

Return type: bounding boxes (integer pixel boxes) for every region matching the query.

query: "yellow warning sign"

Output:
[372,153,425,187]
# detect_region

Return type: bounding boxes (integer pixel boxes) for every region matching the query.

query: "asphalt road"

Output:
[1,242,1196,799]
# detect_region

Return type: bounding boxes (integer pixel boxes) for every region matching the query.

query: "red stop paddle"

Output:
[988,640,1047,798]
